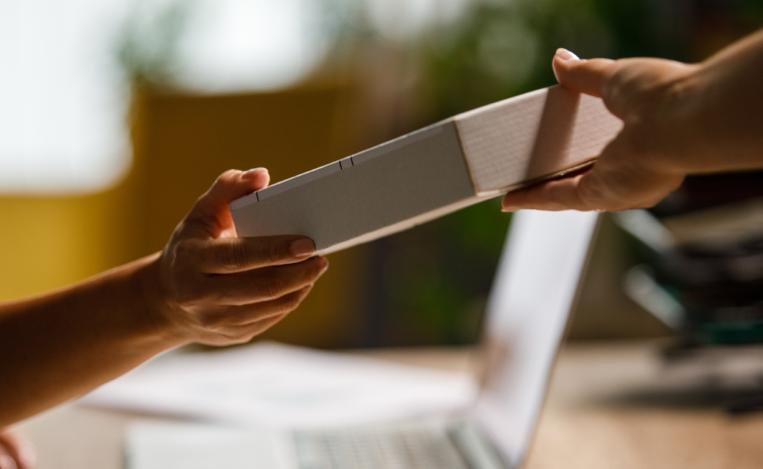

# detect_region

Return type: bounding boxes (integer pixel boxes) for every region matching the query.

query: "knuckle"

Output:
[605,64,655,118]
[218,169,240,185]
[602,68,627,110]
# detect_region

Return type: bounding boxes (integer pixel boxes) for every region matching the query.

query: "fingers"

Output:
[199,168,270,214]
[220,312,294,345]
[194,286,314,346]
[178,236,317,274]
[193,256,328,306]
[188,168,270,236]
[501,174,590,211]
[216,285,314,328]
[156,168,331,347]
[501,136,684,212]
[552,48,637,119]
[535,48,695,212]
[553,49,616,97]
[203,285,313,331]
[502,135,628,211]
[0,430,34,469]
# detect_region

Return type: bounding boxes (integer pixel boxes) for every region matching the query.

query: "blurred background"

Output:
[1,0,762,349]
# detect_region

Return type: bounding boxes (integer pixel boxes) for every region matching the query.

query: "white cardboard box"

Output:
[231,85,621,254]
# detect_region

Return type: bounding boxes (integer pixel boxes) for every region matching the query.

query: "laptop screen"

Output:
[472,210,599,467]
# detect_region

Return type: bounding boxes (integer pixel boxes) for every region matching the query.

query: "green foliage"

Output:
[371,0,616,345]
[417,0,612,118]
[114,0,763,345]
[377,199,510,346]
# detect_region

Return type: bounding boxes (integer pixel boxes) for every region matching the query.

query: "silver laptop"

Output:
[127,210,599,469]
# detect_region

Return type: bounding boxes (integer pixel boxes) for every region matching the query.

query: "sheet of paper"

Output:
[81,342,476,429]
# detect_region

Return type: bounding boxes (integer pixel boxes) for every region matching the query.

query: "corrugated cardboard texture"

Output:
[232,123,475,253]
[232,86,622,253]
[455,86,621,195]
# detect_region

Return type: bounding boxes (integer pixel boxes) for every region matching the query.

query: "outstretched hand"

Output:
[0,168,328,427]
[504,29,763,212]
[150,168,329,346]
[502,48,695,211]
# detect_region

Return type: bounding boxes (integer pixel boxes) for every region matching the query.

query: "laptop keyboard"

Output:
[293,427,470,469]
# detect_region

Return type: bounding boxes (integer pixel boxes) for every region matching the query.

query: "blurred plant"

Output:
[389,199,510,345]
[416,0,612,117]
[315,0,763,346]
[314,0,613,345]
[110,0,763,346]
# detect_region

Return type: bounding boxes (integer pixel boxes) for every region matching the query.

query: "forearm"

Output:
[0,169,326,426]
[680,28,763,173]
[0,253,183,426]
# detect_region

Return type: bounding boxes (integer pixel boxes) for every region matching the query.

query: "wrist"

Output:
[134,252,190,348]
[648,63,706,176]
[661,60,759,175]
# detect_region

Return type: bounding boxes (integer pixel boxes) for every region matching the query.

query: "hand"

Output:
[149,168,329,346]
[502,48,697,211]
[503,29,763,213]
[0,428,34,469]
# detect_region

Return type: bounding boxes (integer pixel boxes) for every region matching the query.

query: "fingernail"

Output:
[290,238,316,257]
[241,167,268,180]
[555,48,580,62]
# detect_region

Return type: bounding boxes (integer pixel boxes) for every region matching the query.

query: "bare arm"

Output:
[502,28,763,211]
[0,168,328,427]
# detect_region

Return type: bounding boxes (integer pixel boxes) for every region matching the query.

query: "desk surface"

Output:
[17,341,763,469]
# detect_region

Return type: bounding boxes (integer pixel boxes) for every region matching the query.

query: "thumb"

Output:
[552,48,616,97]
[188,168,270,237]
[552,49,628,118]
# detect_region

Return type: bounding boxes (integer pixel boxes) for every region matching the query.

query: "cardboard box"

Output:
[231,85,621,254]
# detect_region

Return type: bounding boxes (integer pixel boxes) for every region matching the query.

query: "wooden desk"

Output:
[16,342,763,468]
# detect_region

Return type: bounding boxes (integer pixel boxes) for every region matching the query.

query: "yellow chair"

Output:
[0,82,371,348]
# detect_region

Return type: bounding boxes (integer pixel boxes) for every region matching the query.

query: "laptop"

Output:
[127,210,599,469]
